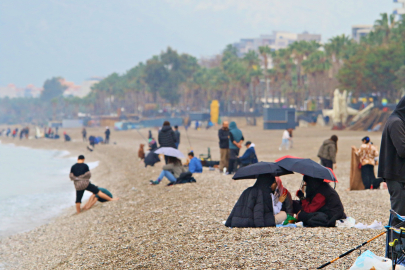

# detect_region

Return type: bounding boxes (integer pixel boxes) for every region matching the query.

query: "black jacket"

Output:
[225,175,276,228]
[218,128,229,149]
[298,180,346,227]
[378,97,405,181]
[158,126,177,148]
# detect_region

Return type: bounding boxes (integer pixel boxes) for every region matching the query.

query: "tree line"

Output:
[1,13,405,124]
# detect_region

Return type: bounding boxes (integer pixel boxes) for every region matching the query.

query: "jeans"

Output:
[280,139,289,150]
[158,170,177,183]
[320,158,333,169]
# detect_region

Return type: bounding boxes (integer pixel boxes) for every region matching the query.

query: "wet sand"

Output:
[0,124,389,269]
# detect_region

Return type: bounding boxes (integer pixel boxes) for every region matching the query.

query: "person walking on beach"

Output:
[279,129,290,150]
[70,155,118,213]
[228,121,244,174]
[218,121,230,173]
[174,125,180,149]
[82,128,87,142]
[104,127,111,144]
[317,135,338,169]
[6,127,10,137]
[352,136,382,189]
[158,121,177,164]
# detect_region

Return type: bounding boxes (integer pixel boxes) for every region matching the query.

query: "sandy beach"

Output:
[0,123,390,269]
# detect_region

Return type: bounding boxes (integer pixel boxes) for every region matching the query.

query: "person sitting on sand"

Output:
[274,177,294,218]
[82,187,114,211]
[188,151,202,173]
[295,175,346,227]
[237,141,258,168]
[70,155,118,213]
[225,174,287,228]
[150,157,186,186]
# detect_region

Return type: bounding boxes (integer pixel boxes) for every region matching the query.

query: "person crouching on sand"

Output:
[82,187,114,211]
[70,155,118,213]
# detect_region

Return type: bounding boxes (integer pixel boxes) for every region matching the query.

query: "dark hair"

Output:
[163,121,170,126]
[78,155,85,160]
[174,125,178,129]
[168,156,182,165]
[188,152,194,157]
[330,135,338,153]
[362,136,370,144]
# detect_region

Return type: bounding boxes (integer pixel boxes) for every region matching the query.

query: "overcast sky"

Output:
[0,0,396,87]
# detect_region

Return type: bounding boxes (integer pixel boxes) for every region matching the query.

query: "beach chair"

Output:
[386,210,405,269]
[199,147,211,160]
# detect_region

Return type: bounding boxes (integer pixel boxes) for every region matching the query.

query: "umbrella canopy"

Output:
[275,155,337,182]
[155,147,185,159]
[232,161,293,180]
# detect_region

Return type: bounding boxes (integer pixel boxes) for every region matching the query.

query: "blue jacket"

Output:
[189,157,203,173]
[239,145,258,165]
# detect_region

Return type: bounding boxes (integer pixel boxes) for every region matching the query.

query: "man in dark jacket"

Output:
[174,125,180,149]
[105,127,111,144]
[158,121,177,164]
[225,174,276,228]
[237,141,258,167]
[317,135,338,169]
[228,121,244,174]
[218,121,230,172]
[379,96,405,226]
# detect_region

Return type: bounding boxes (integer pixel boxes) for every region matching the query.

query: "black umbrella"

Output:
[275,155,337,182]
[232,161,293,180]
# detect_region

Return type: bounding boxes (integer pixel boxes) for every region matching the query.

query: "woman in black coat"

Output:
[225,174,278,228]
[296,175,346,227]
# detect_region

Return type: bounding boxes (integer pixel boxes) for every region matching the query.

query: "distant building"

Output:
[0,84,42,98]
[352,25,373,42]
[233,31,321,57]
[62,77,103,98]
[394,0,405,15]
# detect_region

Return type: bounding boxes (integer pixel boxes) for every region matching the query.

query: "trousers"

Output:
[219,148,230,172]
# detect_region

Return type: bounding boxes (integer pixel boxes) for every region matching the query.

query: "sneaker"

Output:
[150,180,159,185]
[166,182,174,186]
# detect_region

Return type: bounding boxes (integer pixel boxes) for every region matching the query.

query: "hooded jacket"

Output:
[158,125,177,148]
[239,143,258,165]
[298,176,346,227]
[225,174,276,228]
[317,139,337,163]
[229,122,243,150]
[378,96,405,181]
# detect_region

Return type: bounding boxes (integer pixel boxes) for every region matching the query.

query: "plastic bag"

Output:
[336,217,356,228]
[349,250,391,270]
[367,220,383,230]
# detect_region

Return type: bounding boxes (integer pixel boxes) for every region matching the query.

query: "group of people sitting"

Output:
[225,174,346,228]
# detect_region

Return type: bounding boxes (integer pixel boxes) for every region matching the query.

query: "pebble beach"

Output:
[0,124,390,269]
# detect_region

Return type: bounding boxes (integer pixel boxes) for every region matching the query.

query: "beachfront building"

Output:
[233,31,321,57]
[394,0,405,15]
[352,25,373,42]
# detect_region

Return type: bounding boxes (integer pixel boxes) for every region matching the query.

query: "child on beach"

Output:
[70,155,118,213]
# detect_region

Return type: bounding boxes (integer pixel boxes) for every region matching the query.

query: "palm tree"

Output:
[374,13,396,45]
[259,46,272,101]
[243,51,262,110]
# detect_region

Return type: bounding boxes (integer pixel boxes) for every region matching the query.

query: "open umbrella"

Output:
[232,161,293,180]
[155,147,185,159]
[275,155,337,182]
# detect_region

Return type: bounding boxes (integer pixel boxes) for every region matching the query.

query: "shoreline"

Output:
[0,141,100,239]
[0,126,391,269]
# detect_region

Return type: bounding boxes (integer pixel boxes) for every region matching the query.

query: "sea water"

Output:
[0,143,98,237]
